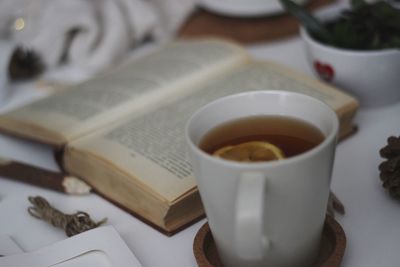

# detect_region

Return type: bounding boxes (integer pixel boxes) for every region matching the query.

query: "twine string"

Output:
[28,196,107,237]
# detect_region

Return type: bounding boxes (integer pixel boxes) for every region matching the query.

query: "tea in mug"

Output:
[199,115,324,162]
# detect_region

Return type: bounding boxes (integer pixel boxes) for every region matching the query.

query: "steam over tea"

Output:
[199,115,325,162]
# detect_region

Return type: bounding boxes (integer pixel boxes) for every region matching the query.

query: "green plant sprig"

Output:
[279,0,400,50]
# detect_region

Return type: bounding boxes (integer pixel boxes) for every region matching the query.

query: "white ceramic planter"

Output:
[301,5,400,108]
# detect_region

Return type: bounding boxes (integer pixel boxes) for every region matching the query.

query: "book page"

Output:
[67,61,357,201]
[0,39,248,144]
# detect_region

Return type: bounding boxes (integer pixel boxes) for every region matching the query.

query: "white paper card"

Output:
[52,251,114,267]
[0,226,143,267]
[0,235,23,256]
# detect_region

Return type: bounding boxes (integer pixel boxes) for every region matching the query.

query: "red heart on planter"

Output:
[314,61,335,82]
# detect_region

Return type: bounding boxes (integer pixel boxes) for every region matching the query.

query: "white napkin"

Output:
[0,0,197,81]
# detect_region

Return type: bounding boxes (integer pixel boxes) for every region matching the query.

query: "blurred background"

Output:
[0,0,397,108]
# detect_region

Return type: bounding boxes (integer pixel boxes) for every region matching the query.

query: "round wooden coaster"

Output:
[193,216,346,267]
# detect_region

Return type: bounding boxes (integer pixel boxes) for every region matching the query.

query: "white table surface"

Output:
[1,33,400,267]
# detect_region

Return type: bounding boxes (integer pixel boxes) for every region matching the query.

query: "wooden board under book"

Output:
[179,0,336,44]
[0,39,359,235]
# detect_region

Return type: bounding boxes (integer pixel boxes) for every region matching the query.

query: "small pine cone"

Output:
[8,46,45,81]
[379,136,400,199]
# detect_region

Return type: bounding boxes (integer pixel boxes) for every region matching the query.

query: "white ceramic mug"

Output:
[185,91,339,267]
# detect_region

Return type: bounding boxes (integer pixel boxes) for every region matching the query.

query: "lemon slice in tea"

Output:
[212,141,285,162]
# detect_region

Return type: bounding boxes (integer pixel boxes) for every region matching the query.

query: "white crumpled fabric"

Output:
[0,0,197,80]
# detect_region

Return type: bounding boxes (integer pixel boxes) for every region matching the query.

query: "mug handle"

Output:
[235,171,270,260]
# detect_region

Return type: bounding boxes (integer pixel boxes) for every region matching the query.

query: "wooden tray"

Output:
[179,0,336,44]
[193,216,346,267]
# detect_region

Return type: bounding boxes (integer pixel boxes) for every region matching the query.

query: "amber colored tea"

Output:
[199,115,325,162]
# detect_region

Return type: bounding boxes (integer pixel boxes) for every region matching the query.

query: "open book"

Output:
[0,39,358,235]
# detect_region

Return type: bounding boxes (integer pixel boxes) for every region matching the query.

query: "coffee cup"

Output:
[185,90,339,267]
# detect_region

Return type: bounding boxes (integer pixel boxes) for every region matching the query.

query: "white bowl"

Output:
[199,0,308,17]
[301,6,400,108]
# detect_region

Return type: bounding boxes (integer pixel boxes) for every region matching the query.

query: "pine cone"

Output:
[379,136,400,199]
[8,46,45,81]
